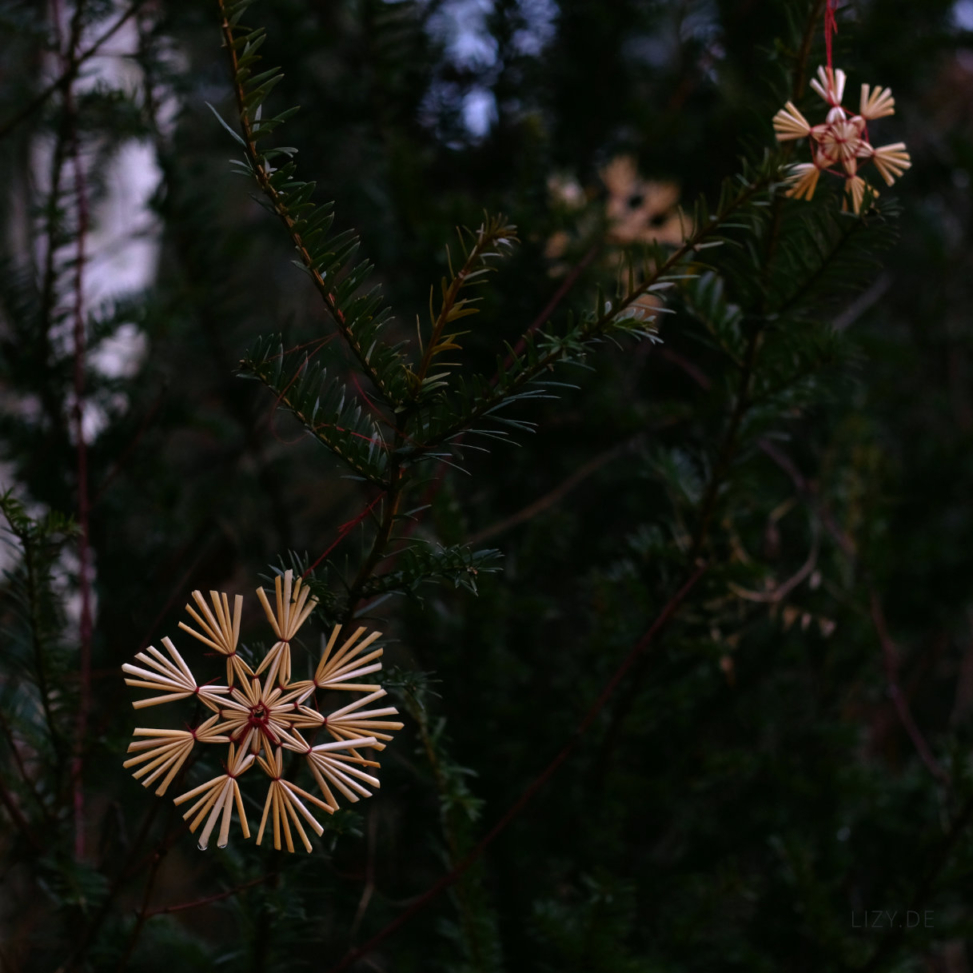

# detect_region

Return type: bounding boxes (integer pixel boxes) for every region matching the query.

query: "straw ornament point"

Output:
[772,66,911,214]
[122,569,403,851]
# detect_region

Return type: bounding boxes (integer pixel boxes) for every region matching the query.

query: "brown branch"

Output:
[858,795,973,973]
[349,811,378,940]
[497,241,603,379]
[793,0,828,102]
[727,520,819,604]
[0,707,49,820]
[869,592,949,786]
[757,439,855,560]
[657,346,713,391]
[421,176,770,455]
[144,874,275,918]
[325,563,707,973]
[413,221,513,391]
[758,439,947,787]
[0,771,42,852]
[467,438,637,546]
[342,472,404,622]
[0,1,146,141]
[116,845,168,972]
[217,2,398,408]
[91,387,167,506]
[56,0,95,861]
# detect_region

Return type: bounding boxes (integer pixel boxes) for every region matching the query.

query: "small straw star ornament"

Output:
[773,66,911,213]
[123,569,403,852]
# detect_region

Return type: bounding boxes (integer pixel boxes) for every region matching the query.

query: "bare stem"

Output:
[326,564,707,973]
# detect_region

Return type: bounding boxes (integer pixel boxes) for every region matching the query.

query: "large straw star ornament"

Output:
[773,66,911,213]
[122,569,403,851]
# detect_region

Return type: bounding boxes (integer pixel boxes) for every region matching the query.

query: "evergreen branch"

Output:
[0,0,147,141]
[361,542,502,598]
[217,0,404,408]
[0,706,49,818]
[792,0,828,101]
[342,471,404,620]
[771,203,893,317]
[304,491,387,577]
[0,770,42,852]
[61,34,95,861]
[0,495,72,771]
[409,700,491,968]
[326,564,707,973]
[413,168,773,454]
[409,215,517,396]
[241,337,391,485]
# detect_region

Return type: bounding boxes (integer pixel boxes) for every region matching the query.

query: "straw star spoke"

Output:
[772,65,911,213]
[122,569,403,852]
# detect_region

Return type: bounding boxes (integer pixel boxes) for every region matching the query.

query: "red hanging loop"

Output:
[824,0,838,72]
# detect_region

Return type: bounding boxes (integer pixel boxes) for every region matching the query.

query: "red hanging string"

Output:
[824,0,838,71]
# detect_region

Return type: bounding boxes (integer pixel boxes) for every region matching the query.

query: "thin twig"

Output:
[0,707,50,820]
[91,387,167,506]
[496,241,603,381]
[326,563,707,973]
[0,1,146,141]
[0,771,42,852]
[349,811,378,940]
[217,1,398,409]
[759,439,948,786]
[116,845,168,971]
[56,0,95,860]
[420,177,771,455]
[467,438,638,546]
[303,491,387,578]
[869,592,950,786]
[858,795,973,973]
[144,874,275,917]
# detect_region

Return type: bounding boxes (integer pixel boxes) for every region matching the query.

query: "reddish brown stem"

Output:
[0,771,42,852]
[496,242,603,382]
[92,388,167,506]
[759,440,947,787]
[144,874,274,917]
[326,563,707,973]
[52,0,94,863]
[869,591,949,786]
[0,1,145,140]
[303,491,387,578]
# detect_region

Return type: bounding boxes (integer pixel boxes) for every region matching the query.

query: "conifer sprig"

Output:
[407,215,518,399]
[409,164,778,455]
[0,493,77,772]
[217,0,406,409]
[240,336,391,485]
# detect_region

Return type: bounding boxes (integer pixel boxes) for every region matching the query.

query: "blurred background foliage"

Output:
[3,0,973,969]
